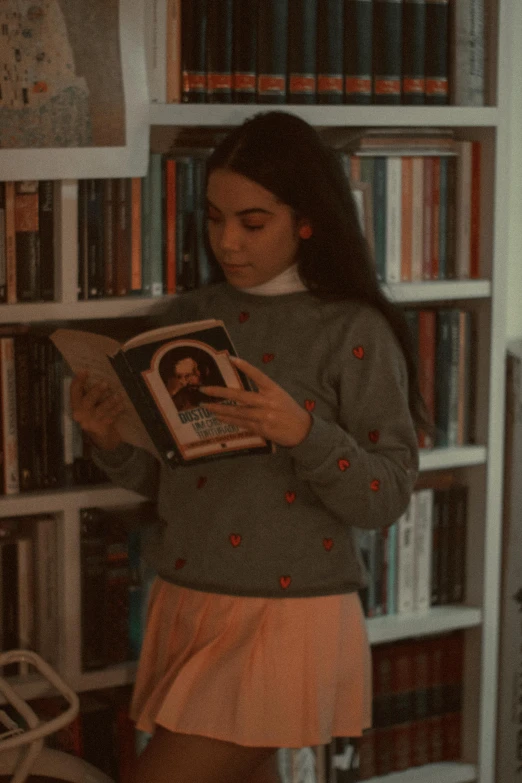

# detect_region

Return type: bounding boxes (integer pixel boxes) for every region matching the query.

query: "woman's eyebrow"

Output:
[206,199,274,217]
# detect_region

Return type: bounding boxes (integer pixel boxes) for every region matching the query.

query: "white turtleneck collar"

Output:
[238,264,308,296]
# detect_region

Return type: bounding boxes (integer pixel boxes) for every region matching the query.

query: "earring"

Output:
[299,224,313,240]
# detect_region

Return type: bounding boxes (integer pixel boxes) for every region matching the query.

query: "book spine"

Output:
[4,182,16,304]
[14,181,40,302]
[317,0,344,104]
[1,337,19,494]
[17,535,35,674]
[149,153,165,296]
[470,140,481,278]
[45,340,65,487]
[418,308,436,449]
[430,487,442,605]
[288,0,318,104]
[86,179,104,298]
[422,156,433,279]
[130,178,143,294]
[1,539,19,675]
[400,156,413,281]
[445,155,457,278]
[33,517,59,666]
[447,309,461,447]
[401,0,426,104]
[425,0,449,105]
[166,0,182,102]
[103,179,115,296]
[141,166,152,297]
[410,156,424,281]
[373,0,403,104]
[233,0,258,102]
[430,156,441,279]
[435,309,452,447]
[397,502,414,614]
[81,509,108,670]
[182,0,208,102]
[452,0,485,106]
[372,157,387,281]
[344,0,373,104]
[164,157,177,294]
[257,0,288,103]
[385,156,402,283]
[114,178,130,297]
[413,488,433,611]
[14,334,35,492]
[386,521,397,614]
[206,0,234,103]
[145,0,167,102]
[77,180,88,300]
[449,484,468,602]
[0,183,6,303]
[38,180,55,301]
[438,156,448,279]
[177,157,197,291]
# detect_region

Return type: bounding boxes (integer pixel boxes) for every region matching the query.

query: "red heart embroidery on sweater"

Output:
[197,476,207,489]
[239,311,250,323]
[305,399,316,412]
[338,458,350,471]
[175,558,186,570]
[370,479,380,492]
[352,346,365,359]
[280,576,291,590]
[262,353,275,363]
[323,538,334,551]
[285,491,296,504]
[230,534,242,547]
[369,430,380,443]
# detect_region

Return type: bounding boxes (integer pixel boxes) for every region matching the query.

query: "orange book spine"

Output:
[166,0,182,102]
[400,157,413,281]
[165,158,177,294]
[350,154,361,182]
[4,182,16,304]
[130,178,142,292]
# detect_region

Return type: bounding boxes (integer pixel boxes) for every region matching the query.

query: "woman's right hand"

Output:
[70,370,125,451]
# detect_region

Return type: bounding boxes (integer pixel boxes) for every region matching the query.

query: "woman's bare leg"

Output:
[131,726,277,783]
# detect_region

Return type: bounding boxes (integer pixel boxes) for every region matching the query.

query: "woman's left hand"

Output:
[201,356,312,448]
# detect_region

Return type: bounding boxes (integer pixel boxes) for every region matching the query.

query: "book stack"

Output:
[0,180,56,304]
[357,478,468,618]
[147,0,486,107]
[0,514,59,675]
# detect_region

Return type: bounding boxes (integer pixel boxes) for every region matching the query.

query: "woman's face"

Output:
[206,168,301,288]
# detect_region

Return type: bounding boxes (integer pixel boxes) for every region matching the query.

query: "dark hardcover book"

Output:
[28,336,45,489]
[207,0,234,103]
[444,156,457,278]
[194,158,219,287]
[103,179,115,297]
[434,308,458,447]
[448,483,468,603]
[425,0,449,104]
[317,0,344,103]
[431,487,442,605]
[36,337,52,488]
[14,334,36,492]
[437,488,451,604]
[77,180,89,300]
[257,0,288,103]
[113,178,131,298]
[175,157,197,291]
[402,0,426,104]
[373,0,403,104]
[233,0,258,102]
[0,183,6,303]
[1,539,19,675]
[14,181,40,302]
[182,0,208,102]
[344,0,373,104]
[38,180,55,301]
[288,0,318,104]
[51,320,272,468]
[86,179,104,299]
[45,340,66,488]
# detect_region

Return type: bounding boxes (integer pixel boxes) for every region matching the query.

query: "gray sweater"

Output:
[93,283,419,598]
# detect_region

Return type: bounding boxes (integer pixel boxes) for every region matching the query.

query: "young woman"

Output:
[70,111,426,783]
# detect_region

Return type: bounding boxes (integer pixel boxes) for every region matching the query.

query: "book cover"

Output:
[257,0,288,103]
[50,320,272,467]
[401,0,426,104]
[344,0,373,104]
[288,0,318,104]
[317,0,344,104]
[373,0,403,104]
[206,0,234,103]
[233,0,258,102]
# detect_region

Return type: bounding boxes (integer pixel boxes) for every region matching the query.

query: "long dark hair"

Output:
[205,110,431,435]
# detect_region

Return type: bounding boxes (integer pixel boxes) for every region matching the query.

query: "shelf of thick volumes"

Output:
[363,761,476,783]
[366,606,482,646]
[385,280,491,303]
[419,446,487,471]
[148,104,500,129]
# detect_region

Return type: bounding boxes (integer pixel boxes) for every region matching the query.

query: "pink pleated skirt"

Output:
[130,578,372,748]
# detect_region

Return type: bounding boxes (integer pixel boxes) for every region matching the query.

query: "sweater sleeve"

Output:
[91,443,161,500]
[287,306,419,529]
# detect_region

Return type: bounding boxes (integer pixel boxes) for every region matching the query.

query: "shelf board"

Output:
[0,296,170,324]
[363,762,477,783]
[0,485,144,516]
[73,661,138,693]
[367,605,482,645]
[149,103,500,128]
[385,279,491,303]
[419,446,487,471]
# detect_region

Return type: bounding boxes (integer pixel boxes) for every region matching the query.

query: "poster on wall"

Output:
[0,0,148,180]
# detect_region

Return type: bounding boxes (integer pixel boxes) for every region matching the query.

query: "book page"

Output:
[122,318,222,350]
[50,329,159,458]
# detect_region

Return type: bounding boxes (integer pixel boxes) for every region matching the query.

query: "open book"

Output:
[51,319,272,467]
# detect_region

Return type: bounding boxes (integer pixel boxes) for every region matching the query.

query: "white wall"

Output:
[505,2,522,340]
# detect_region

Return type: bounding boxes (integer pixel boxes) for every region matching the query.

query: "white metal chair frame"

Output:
[0,650,114,783]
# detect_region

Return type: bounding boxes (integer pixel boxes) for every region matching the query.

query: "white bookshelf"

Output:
[0,2,511,782]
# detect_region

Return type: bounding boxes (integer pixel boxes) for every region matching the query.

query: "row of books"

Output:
[0,329,109,496]
[359,631,464,778]
[406,307,475,449]
[149,0,485,106]
[344,134,481,282]
[0,181,55,304]
[358,479,468,619]
[0,514,59,675]
[80,506,156,672]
